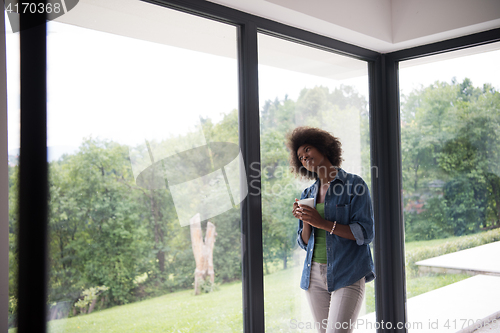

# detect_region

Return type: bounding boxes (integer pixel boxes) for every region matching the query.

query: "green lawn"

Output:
[9,241,474,332]
[11,281,243,333]
[406,273,470,299]
[9,266,365,333]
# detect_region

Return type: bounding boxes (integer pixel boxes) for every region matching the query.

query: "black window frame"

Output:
[10,0,500,331]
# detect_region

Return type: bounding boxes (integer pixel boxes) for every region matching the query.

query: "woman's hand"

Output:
[293,199,313,245]
[293,200,356,241]
[292,198,301,219]
[298,204,327,229]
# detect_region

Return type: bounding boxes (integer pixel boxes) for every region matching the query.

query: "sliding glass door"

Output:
[257,33,376,332]
[400,43,500,332]
[8,1,244,331]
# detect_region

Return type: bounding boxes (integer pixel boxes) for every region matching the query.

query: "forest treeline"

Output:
[8,79,500,324]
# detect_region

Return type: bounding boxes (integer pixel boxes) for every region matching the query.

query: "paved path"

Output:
[354,241,500,333]
[416,241,500,275]
[355,275,500,333]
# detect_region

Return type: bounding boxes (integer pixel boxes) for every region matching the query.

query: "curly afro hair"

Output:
[286,126,343,180]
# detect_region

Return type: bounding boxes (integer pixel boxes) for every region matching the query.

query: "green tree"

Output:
[48,138,151,306]
[401,79,500,240]
[8,165,19,327]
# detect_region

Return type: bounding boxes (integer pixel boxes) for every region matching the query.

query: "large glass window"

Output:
[8,1,245,331]
[257,33,375,332]
[400,43,500,332]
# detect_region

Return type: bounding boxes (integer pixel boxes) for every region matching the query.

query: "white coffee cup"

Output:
[297,198,314,208]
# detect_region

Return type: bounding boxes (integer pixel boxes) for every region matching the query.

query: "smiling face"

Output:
[296,144,326,172]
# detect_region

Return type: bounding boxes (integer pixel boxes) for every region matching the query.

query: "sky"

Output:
[5,18,500,153]
[399,49,500,97]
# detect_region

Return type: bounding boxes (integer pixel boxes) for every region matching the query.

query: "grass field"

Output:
[12,280,243,333]
[8,237,475,332]
[9,267,469,333]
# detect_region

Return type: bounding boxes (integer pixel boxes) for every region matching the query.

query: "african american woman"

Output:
[288,126,375,333]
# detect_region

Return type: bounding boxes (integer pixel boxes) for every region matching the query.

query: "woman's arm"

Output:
[347,178,375,245]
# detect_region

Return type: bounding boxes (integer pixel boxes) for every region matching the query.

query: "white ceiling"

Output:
[55,0,369,81]
[55,0,500,55]
[209,0,500,53]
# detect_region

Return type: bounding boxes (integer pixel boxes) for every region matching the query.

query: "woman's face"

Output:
[296,144,326,172]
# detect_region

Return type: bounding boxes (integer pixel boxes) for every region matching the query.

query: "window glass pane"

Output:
[400,43,500,332]
[258,33,376,332]
[6,12,19,331]
[8,1,244,331]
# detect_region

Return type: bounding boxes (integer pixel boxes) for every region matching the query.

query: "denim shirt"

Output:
[297,168,376,292]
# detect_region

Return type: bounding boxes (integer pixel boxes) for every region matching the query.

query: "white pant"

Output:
[305,262,365,333]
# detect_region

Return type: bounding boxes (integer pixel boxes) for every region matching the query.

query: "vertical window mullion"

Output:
[238,21,265,333]
[17,9,48,333]
[369,56,408,333]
